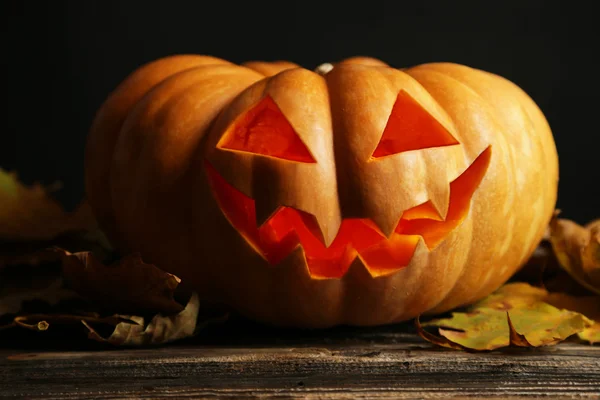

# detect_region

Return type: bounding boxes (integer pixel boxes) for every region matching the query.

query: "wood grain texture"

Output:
[1,320,599,398]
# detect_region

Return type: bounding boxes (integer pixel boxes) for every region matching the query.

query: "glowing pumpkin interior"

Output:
[210,92,491,278]
[217,96,316,163]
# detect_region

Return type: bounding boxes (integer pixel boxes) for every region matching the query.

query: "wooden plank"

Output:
[1,321,599,398]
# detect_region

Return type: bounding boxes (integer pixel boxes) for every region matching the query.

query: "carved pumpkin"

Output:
[85,55,558,328]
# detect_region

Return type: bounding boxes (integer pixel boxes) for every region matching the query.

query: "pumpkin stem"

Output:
[314,63,334,76]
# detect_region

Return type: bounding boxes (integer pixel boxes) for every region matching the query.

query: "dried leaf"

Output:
[0,169,96,241]
[12,313,136,331]
[506,313,533,347]
[579,322,600,343]
[0,245,62,269]
[82,293,205,346]
[546,293,600,344]
[0,169,110,270]
[0,259,81,318]
[0,170,217,347]
[2,293,227,346]
[0,229,114,269]
[549,211,600,294]
[0,243,205,346]
[415,316,469,351]
[53,249,184,315]
[0,277,79,317]
[419,283,593,351]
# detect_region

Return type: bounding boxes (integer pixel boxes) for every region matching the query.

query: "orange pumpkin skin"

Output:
[85,55,558,328]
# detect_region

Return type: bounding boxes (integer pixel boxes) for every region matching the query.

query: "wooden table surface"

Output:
[1,318,599,399]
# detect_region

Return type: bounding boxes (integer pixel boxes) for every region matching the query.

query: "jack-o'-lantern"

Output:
[85,55,558,328]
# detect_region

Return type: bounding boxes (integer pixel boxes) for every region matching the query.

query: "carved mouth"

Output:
[206,146,491,278]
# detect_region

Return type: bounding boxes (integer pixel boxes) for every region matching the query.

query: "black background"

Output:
[1,1,598,223]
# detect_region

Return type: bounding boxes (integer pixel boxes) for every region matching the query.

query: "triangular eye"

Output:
[371,90,459,159]
[218,96,316,163]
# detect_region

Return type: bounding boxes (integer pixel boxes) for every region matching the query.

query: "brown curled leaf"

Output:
[12,314,136,331]
[0,275,79,318]
[2,294,227,347]
[0,254,84,318]
[52,248,184,315]
[0,229,114,270]
[549,211,600,294]
[582,222,600,283]
[415,316,470,351]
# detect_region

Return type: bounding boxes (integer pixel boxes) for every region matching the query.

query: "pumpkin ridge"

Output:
[409,66,551,315]
[109,65,259,200]
[406,67,504,312]
[448,68,551,249]
[87,55,229,242]
[107,62,265,263]
[457,72,554,305]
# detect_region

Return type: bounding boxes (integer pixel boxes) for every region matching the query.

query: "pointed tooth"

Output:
[255,199,282,229]
[312,209,342,248]
[341,256,406,326]
[344,256,374,280]
[296,211,325,247]
[426,182,451,221]
[346,235,429,281]
[274,246,312,279]
[371,211,402,239]
[341,237,433,326]
[251,157,286,229]
[272,246,345,328]
[405,236,429,268]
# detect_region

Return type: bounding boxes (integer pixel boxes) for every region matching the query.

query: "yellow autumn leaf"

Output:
[546,292,600,344]
[418,283,593,351]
